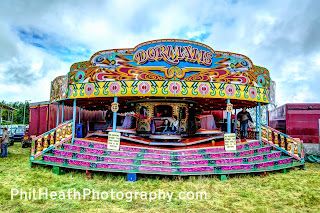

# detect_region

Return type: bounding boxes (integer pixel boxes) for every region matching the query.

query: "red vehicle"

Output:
[269,103,320,144]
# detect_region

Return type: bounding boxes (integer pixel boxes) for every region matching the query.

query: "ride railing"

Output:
[30,120,73,160]
[261,124,304,163]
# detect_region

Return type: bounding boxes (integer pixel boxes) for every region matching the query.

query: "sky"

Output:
[0,0,319,106]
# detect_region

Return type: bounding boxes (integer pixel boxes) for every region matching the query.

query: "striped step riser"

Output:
[73,140,260,155]
[42,156,293,174]
[60,145,272,161]
[52,150,281,166]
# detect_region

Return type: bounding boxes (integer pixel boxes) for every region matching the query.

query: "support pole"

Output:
[234,109,237,133]
[79,106,81,124]
[61,101,64,122]
[102,108,105,120]
[23,101,27,125]
[259,102,262,143]
[11,110,13,131]
[266,104,268,126]
[56,102,60,127]
[255,105,258,132]
[227,99,231,133]
[113,97,118,132]
[72,99,77,142]
[266,104,269,141]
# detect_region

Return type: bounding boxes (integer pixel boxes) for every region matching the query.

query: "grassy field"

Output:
[1,143,320,213]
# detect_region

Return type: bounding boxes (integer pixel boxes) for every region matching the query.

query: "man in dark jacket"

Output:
[237,107,253,139]
[105,106,113,127]
[1,127,9,158]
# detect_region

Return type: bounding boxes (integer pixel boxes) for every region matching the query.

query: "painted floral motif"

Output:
[266,90,270,101]
[120,147,141,153]
[205,148,225,153]
[104,157,133,164]
[249,87,257,99]
[86,148,104,155]
[64,145,81,152]
[84,83,94,96]
[94,143,108,149]
[138,81,151,94]
[54,150,72,158]
[257,161,274,169]
[110,152,137,158]
[198,83,210,95]
[168,82,181,95]
[76,71,85,83]
[145,149,171,155]
[139,166,173,173]
[109,82,121,94]
[176,150,199,155]
[68,85,73,98]
[181,167,214,173]
[178,154,203,160]
[144,154,171,160]
[225,84,236,97]
[74,140,90,146]
[257,75,266,87]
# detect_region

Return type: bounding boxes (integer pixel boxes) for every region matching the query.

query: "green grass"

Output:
[1,143,320,213]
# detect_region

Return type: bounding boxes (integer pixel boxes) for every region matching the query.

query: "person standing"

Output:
[237,107,253,139]
[105,106,113,128]
[1,127,9,158]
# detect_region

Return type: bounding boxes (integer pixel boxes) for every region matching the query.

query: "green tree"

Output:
[0,100,30,125]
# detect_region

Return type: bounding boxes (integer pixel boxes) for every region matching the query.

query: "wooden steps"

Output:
[31,139,304,176]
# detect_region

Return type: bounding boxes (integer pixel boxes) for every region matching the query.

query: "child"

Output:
[163,119,171,133]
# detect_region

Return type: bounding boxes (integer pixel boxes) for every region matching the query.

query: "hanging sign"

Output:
[224,133,236,151]
[107,132,121,150]
[226,103,233,113]
[111,102,119,112]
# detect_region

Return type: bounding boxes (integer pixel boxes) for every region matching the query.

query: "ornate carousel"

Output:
[30,39,305,180]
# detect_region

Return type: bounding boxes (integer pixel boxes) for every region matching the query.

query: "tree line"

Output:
[1,101,30,125]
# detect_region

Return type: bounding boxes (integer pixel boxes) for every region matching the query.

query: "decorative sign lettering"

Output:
[111,102,119,112]
[133,45,213,66]
[107,132,121,150]
[224,133,236,151]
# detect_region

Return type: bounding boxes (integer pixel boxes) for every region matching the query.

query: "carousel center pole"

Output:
[72,99,77,142]
[113,97,118,132]
[227,99,231,133]
[61,101,64,122]
[56,102,60,127]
